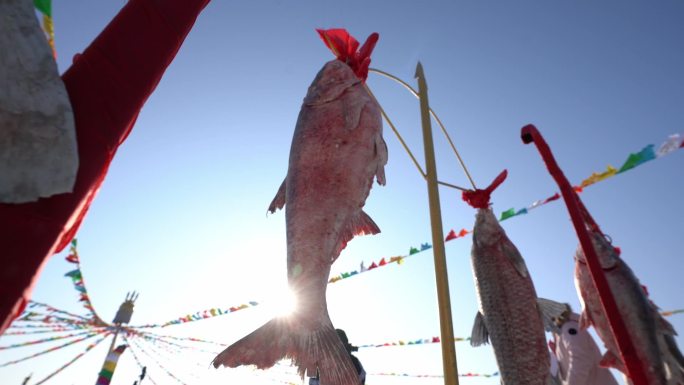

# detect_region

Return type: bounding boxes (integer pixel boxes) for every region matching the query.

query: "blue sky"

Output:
[1,1,683,384]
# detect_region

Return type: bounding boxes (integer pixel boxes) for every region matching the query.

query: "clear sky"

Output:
[1,1,683,384]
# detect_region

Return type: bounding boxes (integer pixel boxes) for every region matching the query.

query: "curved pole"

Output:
[369,68,477,189]
[521,124,649,385]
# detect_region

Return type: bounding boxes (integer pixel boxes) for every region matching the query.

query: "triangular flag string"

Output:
[33,0,56,57]
[48,135,682,329]
[62,240,107,326]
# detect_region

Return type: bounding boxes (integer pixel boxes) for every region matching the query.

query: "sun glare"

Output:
[268,288,298,317]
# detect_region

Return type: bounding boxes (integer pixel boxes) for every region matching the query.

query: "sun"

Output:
[267,288,298,318]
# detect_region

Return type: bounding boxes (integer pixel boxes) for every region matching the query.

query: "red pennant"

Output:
[445,230,457,241]
[368,262,378,270]
[431,336,440,343]
[458,229,469,237]
[65,254,79,263]
[378,258,387,266]
[543,193,560,204]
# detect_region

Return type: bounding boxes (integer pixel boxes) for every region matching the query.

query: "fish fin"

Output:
[664,333,684,371]
[537,298,570,332]
[657,311,678,336]
[312,326,362,385]
[212,317,292,370]
[500,238,529,278]
[333,210,380,262]
[599,350,626,372]
[374,133,388,186]
[213,316,360,384]
[470,311,489,347]
[268,179,286,214]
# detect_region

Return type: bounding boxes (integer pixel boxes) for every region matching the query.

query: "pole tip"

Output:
[521,124,538,144]
[414,61,424,79]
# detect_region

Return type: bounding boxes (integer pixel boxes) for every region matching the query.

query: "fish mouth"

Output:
[305,79,360,106]
[303,60,361,106]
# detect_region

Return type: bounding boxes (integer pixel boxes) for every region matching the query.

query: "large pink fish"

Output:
[465,172,565,385]
[212,36,386,385]
[575,230,684,385]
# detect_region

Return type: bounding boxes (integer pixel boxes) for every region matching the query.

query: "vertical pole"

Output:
[95,324,121,385]
[415,62,459,385]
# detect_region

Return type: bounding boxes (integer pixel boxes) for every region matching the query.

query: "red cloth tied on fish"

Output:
[317,28,379,81]
[462,170,508,209]
[0,0,210,334]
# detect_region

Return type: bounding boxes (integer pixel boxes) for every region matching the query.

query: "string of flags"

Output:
[63,239,107,326]
[31,333,111,385]
[33,0,55,57]
[124,335,190,385]
[0,329,101,350]
[326,133,683,283]
[27,301,91,322]
[358,336,467,349]
[45,134,682,330]
[2,301,682,382]
[130,330,221,355]
[125,336,160,385]
[369,371,500,379]
[129,301,260,328]
[496,133,682,222]
[2,135,676,380]
[661,309,684,317]
[0,330,107,368]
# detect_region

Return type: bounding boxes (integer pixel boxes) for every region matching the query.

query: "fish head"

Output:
[303,60,360,106]
[574,231,619,269]
[473,208,502,246]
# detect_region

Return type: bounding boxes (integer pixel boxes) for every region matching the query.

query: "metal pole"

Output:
[415,62,459,385]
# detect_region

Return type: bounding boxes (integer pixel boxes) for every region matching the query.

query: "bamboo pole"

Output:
[415,62,459,385]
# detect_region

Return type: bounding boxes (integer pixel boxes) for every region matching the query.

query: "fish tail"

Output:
[213,316,360,385]
[294,323,360,385]
[212,317,293,370]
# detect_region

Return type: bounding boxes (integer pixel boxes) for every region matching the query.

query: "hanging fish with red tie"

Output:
[464,170,566,385]
[213,29,386,385]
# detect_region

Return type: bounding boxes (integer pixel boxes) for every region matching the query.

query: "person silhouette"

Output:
[308,329,365,385]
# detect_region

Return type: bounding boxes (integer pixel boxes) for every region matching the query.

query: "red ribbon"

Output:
[317,28,379,81]
[462,170,508,209]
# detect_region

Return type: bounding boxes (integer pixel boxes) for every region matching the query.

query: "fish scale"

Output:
[213,57,387,385]
[470,208,556,385]
[575,231,684,385]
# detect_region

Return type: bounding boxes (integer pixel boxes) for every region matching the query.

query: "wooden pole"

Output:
[415,62,459,385]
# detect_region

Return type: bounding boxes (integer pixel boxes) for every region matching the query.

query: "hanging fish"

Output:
[212,29,385,385]
[575,231,684,385]
[520,123,684,385]
[464,171,566,385]
[0,0,78,203]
